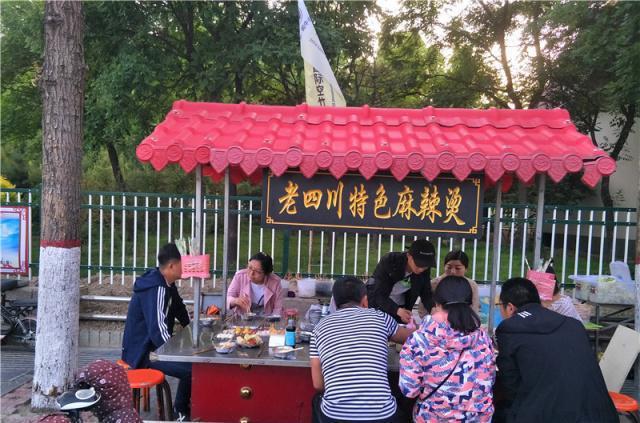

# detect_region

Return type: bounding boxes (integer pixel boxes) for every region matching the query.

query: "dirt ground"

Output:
[17,275,209,332]
[16,275,313,334]
[79,274,216,331]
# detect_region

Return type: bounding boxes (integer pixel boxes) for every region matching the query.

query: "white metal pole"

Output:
[222,168,231,316]
[488,180,503,334]
[192,165,204,346]
[533,174,546,269]
[634,153,640,398]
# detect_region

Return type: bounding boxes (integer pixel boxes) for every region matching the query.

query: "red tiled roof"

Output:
[136,101,615,187]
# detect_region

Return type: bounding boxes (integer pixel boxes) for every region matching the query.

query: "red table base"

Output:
[192,362,317,423]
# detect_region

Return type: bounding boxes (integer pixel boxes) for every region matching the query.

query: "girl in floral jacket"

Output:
[399,275,496,422]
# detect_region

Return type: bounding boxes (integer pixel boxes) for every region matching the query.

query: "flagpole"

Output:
[299,0,346,278]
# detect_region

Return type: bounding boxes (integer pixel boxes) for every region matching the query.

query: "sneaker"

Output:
[176,412,189,422]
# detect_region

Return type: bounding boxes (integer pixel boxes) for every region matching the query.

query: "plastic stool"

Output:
[115,360,150,410]
[609,391,639,423]
[127,369,173,420]
[117,361,173,420]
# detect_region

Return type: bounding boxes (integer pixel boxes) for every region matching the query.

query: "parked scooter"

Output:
[1,278,37,349]
[57,386,101,423]
[38,360,142,423]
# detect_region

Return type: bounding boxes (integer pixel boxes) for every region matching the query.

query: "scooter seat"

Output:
[10,299,37,308]
[1,279,19,292]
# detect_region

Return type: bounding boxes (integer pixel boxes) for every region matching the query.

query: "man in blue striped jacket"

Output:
[122,243,191,420]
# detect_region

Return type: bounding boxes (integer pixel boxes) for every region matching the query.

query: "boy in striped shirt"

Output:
[310,276,412,423]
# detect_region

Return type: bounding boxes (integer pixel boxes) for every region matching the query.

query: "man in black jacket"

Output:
[495,277,617,423]
[366,239,435,323]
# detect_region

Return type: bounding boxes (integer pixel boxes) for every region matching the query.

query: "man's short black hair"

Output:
[332,276,366,308]
[158,243,181,267]
[500,277,541,308]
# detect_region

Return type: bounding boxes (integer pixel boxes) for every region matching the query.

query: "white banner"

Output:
[298,0,346,107]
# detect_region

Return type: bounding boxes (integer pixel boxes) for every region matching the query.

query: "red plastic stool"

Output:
[609,391,639,423]
[115,360,150,410]
[117,360,173,420]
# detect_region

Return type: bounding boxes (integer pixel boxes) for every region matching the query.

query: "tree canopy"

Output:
[1,0,638,204]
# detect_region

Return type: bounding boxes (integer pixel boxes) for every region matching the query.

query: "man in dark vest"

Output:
[366,239,436,323]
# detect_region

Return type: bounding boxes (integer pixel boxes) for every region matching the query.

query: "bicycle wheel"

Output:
[9,318,37,349]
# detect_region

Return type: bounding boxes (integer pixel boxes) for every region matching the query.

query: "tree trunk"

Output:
[106,141,127,191]
[600,175,615,254]
[600,106,635,258]
[32,0,84,410]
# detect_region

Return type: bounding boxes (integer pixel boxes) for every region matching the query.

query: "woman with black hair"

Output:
[399,275,495,422]
[419,250,479,317]
[542,279,583,322]
[227,252,284,316]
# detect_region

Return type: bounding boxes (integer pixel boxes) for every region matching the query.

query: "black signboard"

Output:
[262,171,484,238]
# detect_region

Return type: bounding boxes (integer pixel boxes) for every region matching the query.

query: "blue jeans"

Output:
[149,360,192,416]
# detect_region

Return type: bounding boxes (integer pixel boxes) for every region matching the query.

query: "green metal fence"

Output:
[1,188,636,287]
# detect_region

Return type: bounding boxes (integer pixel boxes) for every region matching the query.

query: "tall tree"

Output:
[385,0,553,109]
[543,1,639,209]
[32,0,84,410]
[0,2,45,187]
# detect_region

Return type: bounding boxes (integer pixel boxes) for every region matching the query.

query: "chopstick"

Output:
[192,345,217,355]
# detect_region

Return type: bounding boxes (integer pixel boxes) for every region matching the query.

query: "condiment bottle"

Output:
[321,302,330,318]
[285,318,296,347]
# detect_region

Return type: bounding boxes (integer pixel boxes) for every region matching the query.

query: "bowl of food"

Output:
[265,315,281,322]
[273,346,296,359]
[214,341,236,354]
[241,312,257,321]
[298,331,312,343]
[214,333,234,342]
[199,317,216,327]
[236,334,263,348]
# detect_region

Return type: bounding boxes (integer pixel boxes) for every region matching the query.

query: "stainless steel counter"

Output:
[154,324,401,371]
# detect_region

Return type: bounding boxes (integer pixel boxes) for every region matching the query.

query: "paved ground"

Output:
[1,345,179,422]
[2,344,638,422]
[1,346,121,396]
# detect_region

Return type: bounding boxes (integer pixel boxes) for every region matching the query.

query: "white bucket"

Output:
[298,278,317,298]
[280,278,290,291]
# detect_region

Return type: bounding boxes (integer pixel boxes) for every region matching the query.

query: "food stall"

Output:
[136,101,615,422]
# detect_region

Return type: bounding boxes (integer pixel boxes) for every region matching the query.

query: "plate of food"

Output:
[233,326,258,336]
[214,341,236,354]
[236,333,263,348]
